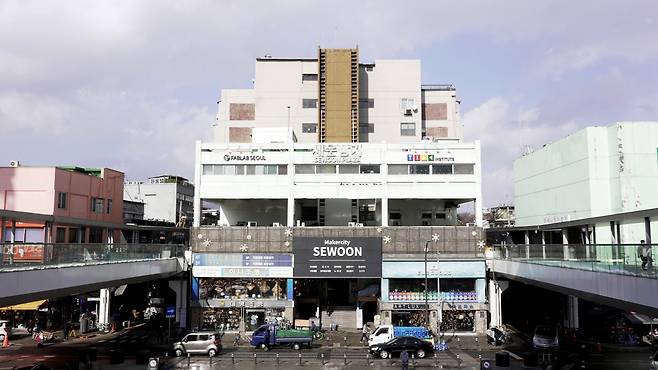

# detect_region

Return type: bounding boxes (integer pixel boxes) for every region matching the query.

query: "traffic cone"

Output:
[111,322,116,333]
[3,334,10,348]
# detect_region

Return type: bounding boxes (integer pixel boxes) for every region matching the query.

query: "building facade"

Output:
[513,122,658,257]
[192,48,486,334]
[0,165,124,246]
[124,175,194,226]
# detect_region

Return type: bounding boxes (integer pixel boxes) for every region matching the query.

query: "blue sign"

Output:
[165,306,175,319]
[243,254,293,267]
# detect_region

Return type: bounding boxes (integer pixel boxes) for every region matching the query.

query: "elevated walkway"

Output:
[0,243,185,306]
[488,244,658,315]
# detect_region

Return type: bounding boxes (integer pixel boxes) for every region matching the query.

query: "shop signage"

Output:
[223,153,267,162]
[382,261,485,278]
[200,299,291,308]
[192,253,294,278]
[293,237,382,278]
[392,303,428,310]
[313,144,362,164]
[406,153,454,162]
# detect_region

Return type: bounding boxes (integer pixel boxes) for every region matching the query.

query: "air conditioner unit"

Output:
[272,222,281,227]
[9,160,20,167]
[356,223,364,227]
[247,221,258,227]
[347,222,356,227]
[404,109,413,116]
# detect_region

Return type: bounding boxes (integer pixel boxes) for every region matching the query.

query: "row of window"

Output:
[301,122,375,134]
[56,192,112,214]
[202,164,474,176]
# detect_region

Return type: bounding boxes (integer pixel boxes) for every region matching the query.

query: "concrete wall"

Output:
[422,89,461,140]
[514,122,658,227]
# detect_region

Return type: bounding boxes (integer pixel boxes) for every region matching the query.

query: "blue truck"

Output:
[250,324,314,350]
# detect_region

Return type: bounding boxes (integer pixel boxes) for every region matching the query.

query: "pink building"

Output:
[0,166,124,245]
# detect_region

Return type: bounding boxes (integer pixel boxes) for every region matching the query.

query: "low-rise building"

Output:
[124,175,194,227]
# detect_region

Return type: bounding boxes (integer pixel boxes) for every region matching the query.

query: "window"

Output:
[432,164,453,174]
[234,165,245,175]
[278,165,288,175]
[360,165,380,174]
[264,165,278,175]
[359,98,374,109]
[184,335,197,342]
[339,165,359,174]
[400,122,416,136]
[198,335,209,341]
[436,213,446,219]
[410,164,430,174]
[359,123,374,134]
[302,73,318,82]
[302,99,318,108]
[315,165,336,174]
[295,165,315,174]
[106,199,112,214]
[90,198,104,213]
[365,65,374,72]
[57,192,67,209]
[400,98,415,112]
[388,165,408,175]
[56,228,66,243]
[302,123,317,133]
[454,164,475,174]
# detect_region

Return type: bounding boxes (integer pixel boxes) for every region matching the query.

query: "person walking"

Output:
[62,321,68,340]
[638,240,651,270]
[400,350,409,370]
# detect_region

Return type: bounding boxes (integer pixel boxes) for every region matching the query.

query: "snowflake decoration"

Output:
[202,239,212,248]
[240,244,248,252]
[285,228,293,237]
[383,235,392,244]
[246,234,252,240]
[284,241,290,247]
[197,233,204,240]
[471,231,477,237]
[477,240,485,249]
[431,233,441,242]
[376,227,382,233]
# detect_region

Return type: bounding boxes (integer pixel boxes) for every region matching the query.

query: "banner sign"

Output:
[192,253,293,278]
[382,260,485,278]
[293,237,382,278]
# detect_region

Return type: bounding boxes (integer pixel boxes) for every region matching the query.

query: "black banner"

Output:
[293,237,382,278]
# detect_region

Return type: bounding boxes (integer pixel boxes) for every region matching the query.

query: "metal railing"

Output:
[0,243,184,271]
[492,243,658,277]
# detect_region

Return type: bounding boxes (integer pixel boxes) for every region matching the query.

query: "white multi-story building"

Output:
[124,175,194,226]
[191,48,486,334]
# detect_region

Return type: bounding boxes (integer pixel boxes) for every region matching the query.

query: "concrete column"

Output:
[541,231,547,259]
[474,140,484,227]
[566,295,579,329]
[98,288,111,327]
[287,197,295,227]
[193,140,202,227]
[10,220,16,243]
[524,231,530,259]
[584,225,591,259]
[488,279,508,328]
[646,217,652,245]
[562,229,569,260]
[381,197,389,227]
[169,279,188,328]
[0,217,5,243]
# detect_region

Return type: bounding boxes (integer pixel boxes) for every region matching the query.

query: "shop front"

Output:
[293,237,382,329]
[191,253,294,332]
[379,260,488,334]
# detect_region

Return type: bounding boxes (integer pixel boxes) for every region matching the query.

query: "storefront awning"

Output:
[0,300,47,311]
[623,312,658,325]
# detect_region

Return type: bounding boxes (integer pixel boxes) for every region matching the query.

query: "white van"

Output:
[0,320,11,341]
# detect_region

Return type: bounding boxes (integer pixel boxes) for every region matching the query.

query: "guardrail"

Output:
[492,243,658,277]
[0,243,185,271]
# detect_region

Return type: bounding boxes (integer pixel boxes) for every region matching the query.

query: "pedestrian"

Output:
[62,321,68,340]
[360,324,369,343]
[638,240,652,270]
[400,350,409,370]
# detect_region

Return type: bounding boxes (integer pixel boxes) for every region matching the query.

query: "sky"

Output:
[1,0,657,207]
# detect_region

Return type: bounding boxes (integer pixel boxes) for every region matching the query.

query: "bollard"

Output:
[276,353,280,366]
[412,353,416,367]
[254,353,257,365]
[343,336,347,346]
[187,353,191,367]
[478,354,482,362]
[434,352,439,367]
[210,353,213,366]
[298,353,302,366]
[321,353,325,365]
[344,353,347,365]
[456,353,461,368]
[231,353,235,364]
[367,353,371,366]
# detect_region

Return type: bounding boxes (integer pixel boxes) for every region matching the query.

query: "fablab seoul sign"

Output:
[223,153,267,162]
[293,237,382,278]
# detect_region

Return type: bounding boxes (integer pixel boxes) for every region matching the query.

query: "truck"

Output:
[250,324,314,350]
[368,325,432,346]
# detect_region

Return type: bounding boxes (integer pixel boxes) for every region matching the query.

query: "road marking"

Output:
[501,350,523,360]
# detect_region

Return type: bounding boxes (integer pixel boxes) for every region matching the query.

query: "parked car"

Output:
[369,336,434,359]
[532,325,559,350]
[172,331,222,357]
[0,320,11,341]
[368,325,431,346]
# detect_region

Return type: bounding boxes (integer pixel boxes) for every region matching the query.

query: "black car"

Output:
[369,336,434,359]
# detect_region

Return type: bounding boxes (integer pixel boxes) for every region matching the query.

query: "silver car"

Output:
[532,325,559,350]
[173,331,222,357]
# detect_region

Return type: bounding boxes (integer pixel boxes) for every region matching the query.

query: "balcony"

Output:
[192,226,484,258]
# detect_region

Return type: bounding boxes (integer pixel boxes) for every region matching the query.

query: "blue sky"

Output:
[1,0,657,207]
